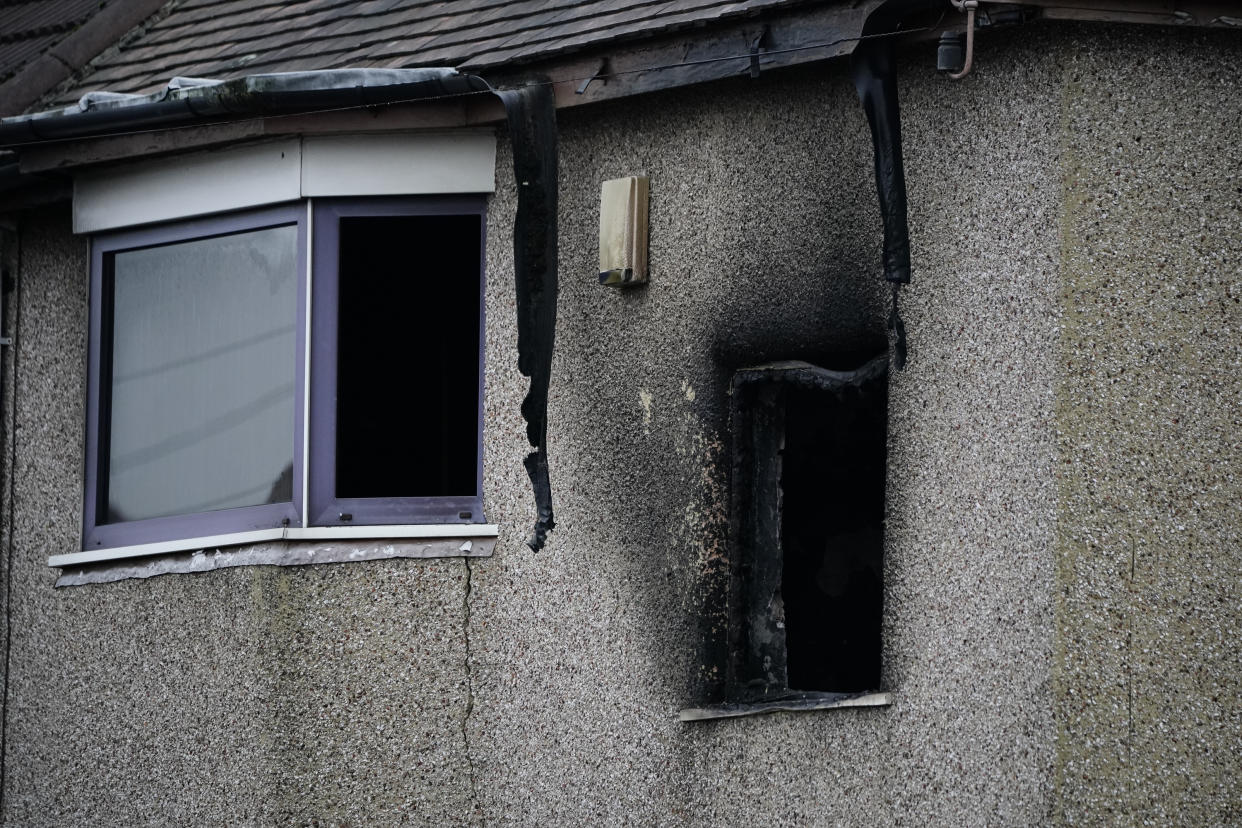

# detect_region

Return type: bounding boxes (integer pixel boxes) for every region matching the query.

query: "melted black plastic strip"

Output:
[495,83,559,551]
[888,282,907,371]
[851,38,910,285]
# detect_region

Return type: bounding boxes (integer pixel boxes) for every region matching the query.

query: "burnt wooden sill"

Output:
[679,691,893,722]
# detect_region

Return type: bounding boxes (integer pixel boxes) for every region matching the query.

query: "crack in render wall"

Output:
[460,556,480,820]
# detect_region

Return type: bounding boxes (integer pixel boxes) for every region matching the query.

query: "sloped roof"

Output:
[54,0,810,105]
[0,0,171,116]
[0,0,104,83]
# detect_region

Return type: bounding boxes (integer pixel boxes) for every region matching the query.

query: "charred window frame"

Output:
[726,356,889,707]
[83,196,486,553]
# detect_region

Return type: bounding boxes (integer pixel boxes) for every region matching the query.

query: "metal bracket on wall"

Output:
[748,25,770,78]
[575,59,610,95]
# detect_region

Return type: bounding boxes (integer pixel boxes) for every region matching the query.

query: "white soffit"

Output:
[74,132,496,234]
[301,132,496,196]
[74,139,302,233]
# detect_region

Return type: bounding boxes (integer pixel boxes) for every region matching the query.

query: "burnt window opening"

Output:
[335,214,481,499]
[727,355,888,704]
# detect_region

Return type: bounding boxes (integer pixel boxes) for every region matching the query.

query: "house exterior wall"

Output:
[1,216,478,823]
[1051,26,1242,826]
[474,28,1064,826]
[0,21,1237,826]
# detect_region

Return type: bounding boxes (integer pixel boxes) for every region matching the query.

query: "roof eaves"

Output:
[0,68,489,147]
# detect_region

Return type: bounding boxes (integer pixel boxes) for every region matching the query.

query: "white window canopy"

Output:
[73,132,496,233]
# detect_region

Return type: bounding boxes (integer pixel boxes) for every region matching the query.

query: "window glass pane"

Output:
[105,224,298,523]
[335,214,480,498]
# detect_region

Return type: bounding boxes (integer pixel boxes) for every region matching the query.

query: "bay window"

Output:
[82,196,486,555]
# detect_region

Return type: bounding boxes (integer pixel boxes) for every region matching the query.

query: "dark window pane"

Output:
[104,224,298,523]
[781,379,887,693]
[335,214,480,498]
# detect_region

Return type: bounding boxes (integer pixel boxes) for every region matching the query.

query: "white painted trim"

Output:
[53,529,285,566]
[300,132,495,196]
[72,132,497,234]
[50,524,500,567]
[283,525,498,540]
[678,692,894,722]
[74,139,302,233]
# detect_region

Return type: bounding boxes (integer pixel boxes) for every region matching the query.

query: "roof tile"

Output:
[55,0,812,103]
[0,0,107,81]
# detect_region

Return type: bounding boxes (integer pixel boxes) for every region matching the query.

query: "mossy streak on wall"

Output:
[237,560,476,823]
[1050,49,1095,826]
[1052,27,1242,826]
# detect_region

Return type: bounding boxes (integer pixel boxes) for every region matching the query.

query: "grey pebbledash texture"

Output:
[471,27,1061,825]
[1,21,1240,827]
[1051,26,1242,825]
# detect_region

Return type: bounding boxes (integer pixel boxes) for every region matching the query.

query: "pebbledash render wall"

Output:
[1052,26,1242,826]
[0,21,1238,826]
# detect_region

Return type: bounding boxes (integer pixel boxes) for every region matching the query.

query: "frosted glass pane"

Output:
[105,224,298,523]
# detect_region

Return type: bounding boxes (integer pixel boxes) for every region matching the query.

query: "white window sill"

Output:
[679,691,893,722]
[50,524,499,569]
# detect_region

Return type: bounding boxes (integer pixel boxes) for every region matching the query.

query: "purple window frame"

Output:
[83,204,308,550]
[308,196,487,527]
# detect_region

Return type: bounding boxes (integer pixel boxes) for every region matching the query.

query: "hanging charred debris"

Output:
[853,39,910,371]
[485,0,924,551]
[495,82,560,552]
[497,2,922,553]
[851,0,938,370]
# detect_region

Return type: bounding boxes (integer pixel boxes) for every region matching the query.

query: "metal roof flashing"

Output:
[0,68,489,147]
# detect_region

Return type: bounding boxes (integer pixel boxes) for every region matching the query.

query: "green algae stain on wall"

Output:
[1051,27,1242,826]
[1050,53,1089,828]
[242,560,478,824]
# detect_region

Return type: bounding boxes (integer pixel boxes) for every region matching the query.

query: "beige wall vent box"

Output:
[599,176,649,286]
